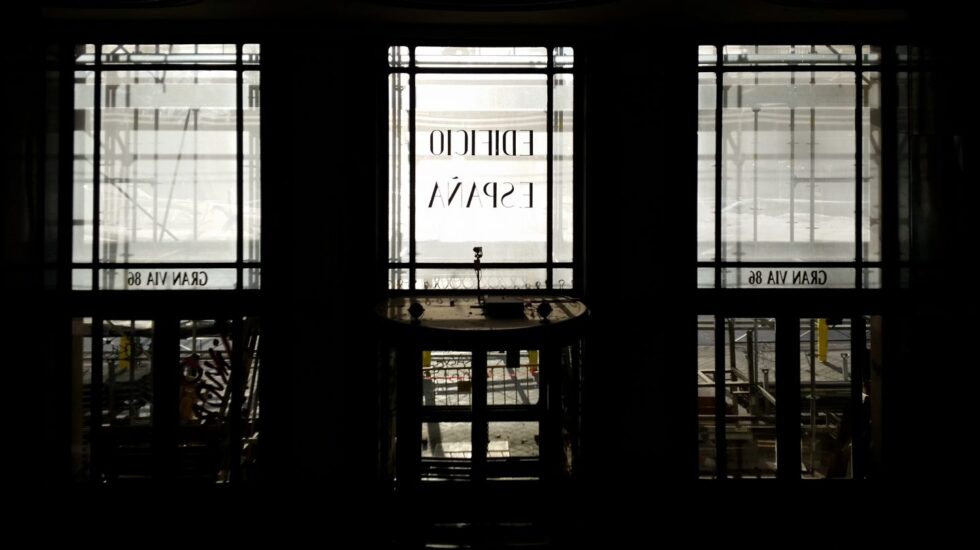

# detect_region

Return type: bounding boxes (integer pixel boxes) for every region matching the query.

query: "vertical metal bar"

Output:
[789,104,796,243]
[90,317,103,481]
[228,316,246,482]
[59,46,74,291]
[471,349,488,482]
[714,46,723,287]
[408,59,416,291]
[856,45,864,288]
[92,45,102,289]
[850,316,867,478]
[881,45,899,289]
[152,317,178,481]
[546,50,554,289]
[396,344,422,488]
[752,106,759,242]
[809,71,816,244]
[775,316,800,479]
[809,318,817,475]
[237,44,244,290]
[727,318,737,382]
[714,315,726,479]
[572,51,584,293]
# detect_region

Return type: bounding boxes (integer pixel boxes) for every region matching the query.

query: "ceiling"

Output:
[37,0,917,26]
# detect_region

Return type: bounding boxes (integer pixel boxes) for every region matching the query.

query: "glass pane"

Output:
[863,72,881,261]
[99,70,237,263]
[421,422,472,481]
[488,421,539,457]
[862,45,881,65]
[389,268,410,290]
[415,268,547,291]
[244,71,261,262]
[724,317,777,478]
[243,43,261,65]
[697,316,715,478]
[862,268,881,289]
[423,351,472,408]
[244,267,261,289]
[724,45,857,66]
[723,267,856,289]
[487,350,540,406]
[101,44,237,64]
[241,317,262,481]
[722,71,857,262]
[102,268,237,290]
[73,269,93,290]
[102,320,154,428]
[553,268,573,291]
[697,267,714,289]
[71,318,93,480]
[178,319,233,482]
[553,73,574,263]
[553,46,574,68]
[389,73,410,263]
[74,71,95,263]
[698,72,715,261]
[388,45,409,68]
[415,73,547,263]
[699,45,717,66]
[76,44,96,65]
[800,319,853,479]
[415,46,547,68]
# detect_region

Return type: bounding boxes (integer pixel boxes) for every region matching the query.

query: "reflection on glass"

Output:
[243,43,261,65]
[722,71,858,262]
[553,268,573,291]
[699,45,717,66]
[724,45,857,66]
[554,47,574,68]
[864,72,882,262]
[697,316,716,478]
[698,72,715,261]
[488,422,539,458]
[422,422,471,457]
[73,269,93,290]
[389,268,409,290]
[554,73,574,263]
[102,320,154,428]
[244,267,261,290]
[697,268,713,289]
[862,268,881,289]
[422,351,472,408]
[487,350,540,406]
[415,73,547,263]
[862,45,881,64]
[389,73,410,263]
[101,44,237,65]
[74,71,94,263]
[102,268,237,290]
[76,44,96,64]
[724,317,777,478]
[244,71,261,263]
[415,46,547,68]
[388,45,409,67]
[178,320,233,428]
[415,269,547,291]
[99,71,238,263]
[723,267,857,289]
[800,318,853,479]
